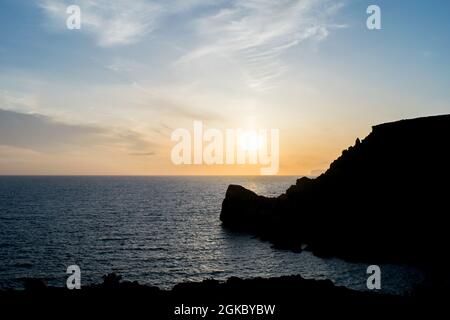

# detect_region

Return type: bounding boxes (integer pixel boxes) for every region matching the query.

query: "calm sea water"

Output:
[0,176,424,294]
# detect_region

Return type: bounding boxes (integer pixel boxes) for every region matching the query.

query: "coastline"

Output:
[1,273,445,318]
[0,274,437,319]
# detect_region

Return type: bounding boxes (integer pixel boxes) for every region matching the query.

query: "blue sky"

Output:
[0,0,449,175]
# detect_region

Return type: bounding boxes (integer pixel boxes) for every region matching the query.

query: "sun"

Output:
[238,131,262,152]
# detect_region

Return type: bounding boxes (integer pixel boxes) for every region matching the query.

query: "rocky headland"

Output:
[221,115,450,268]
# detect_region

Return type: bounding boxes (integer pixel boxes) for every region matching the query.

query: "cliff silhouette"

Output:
[221,115,450,267]
[1,273,445,318]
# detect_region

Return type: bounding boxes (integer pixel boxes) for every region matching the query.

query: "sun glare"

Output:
[238,131,262,152]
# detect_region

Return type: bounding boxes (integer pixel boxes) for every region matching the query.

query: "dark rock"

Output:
[102,273,122,288]
[220,185,274,230]
[3,274,442,318]
[24,278,47,291]
[220,114,450,266]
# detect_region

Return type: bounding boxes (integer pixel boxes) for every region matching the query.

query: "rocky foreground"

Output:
[0,273,446,318]
[221,115,450,268]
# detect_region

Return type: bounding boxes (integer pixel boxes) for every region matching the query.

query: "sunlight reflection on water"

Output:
[0,176,424,294]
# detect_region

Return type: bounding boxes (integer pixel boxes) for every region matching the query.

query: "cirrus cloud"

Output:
[39,0,163,46]
[176,0,346,90]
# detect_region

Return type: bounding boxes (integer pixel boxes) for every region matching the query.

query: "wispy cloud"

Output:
[176,0,346,90]
[38,0,344,88]
[0,90,40,113]
[38,0,221,47]
[0,109,155,154]
[39,0,162,46]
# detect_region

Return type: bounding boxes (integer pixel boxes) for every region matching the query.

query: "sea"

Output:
[0,176,425,294]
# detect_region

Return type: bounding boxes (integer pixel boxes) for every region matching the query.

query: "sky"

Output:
[0,0,449,175]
